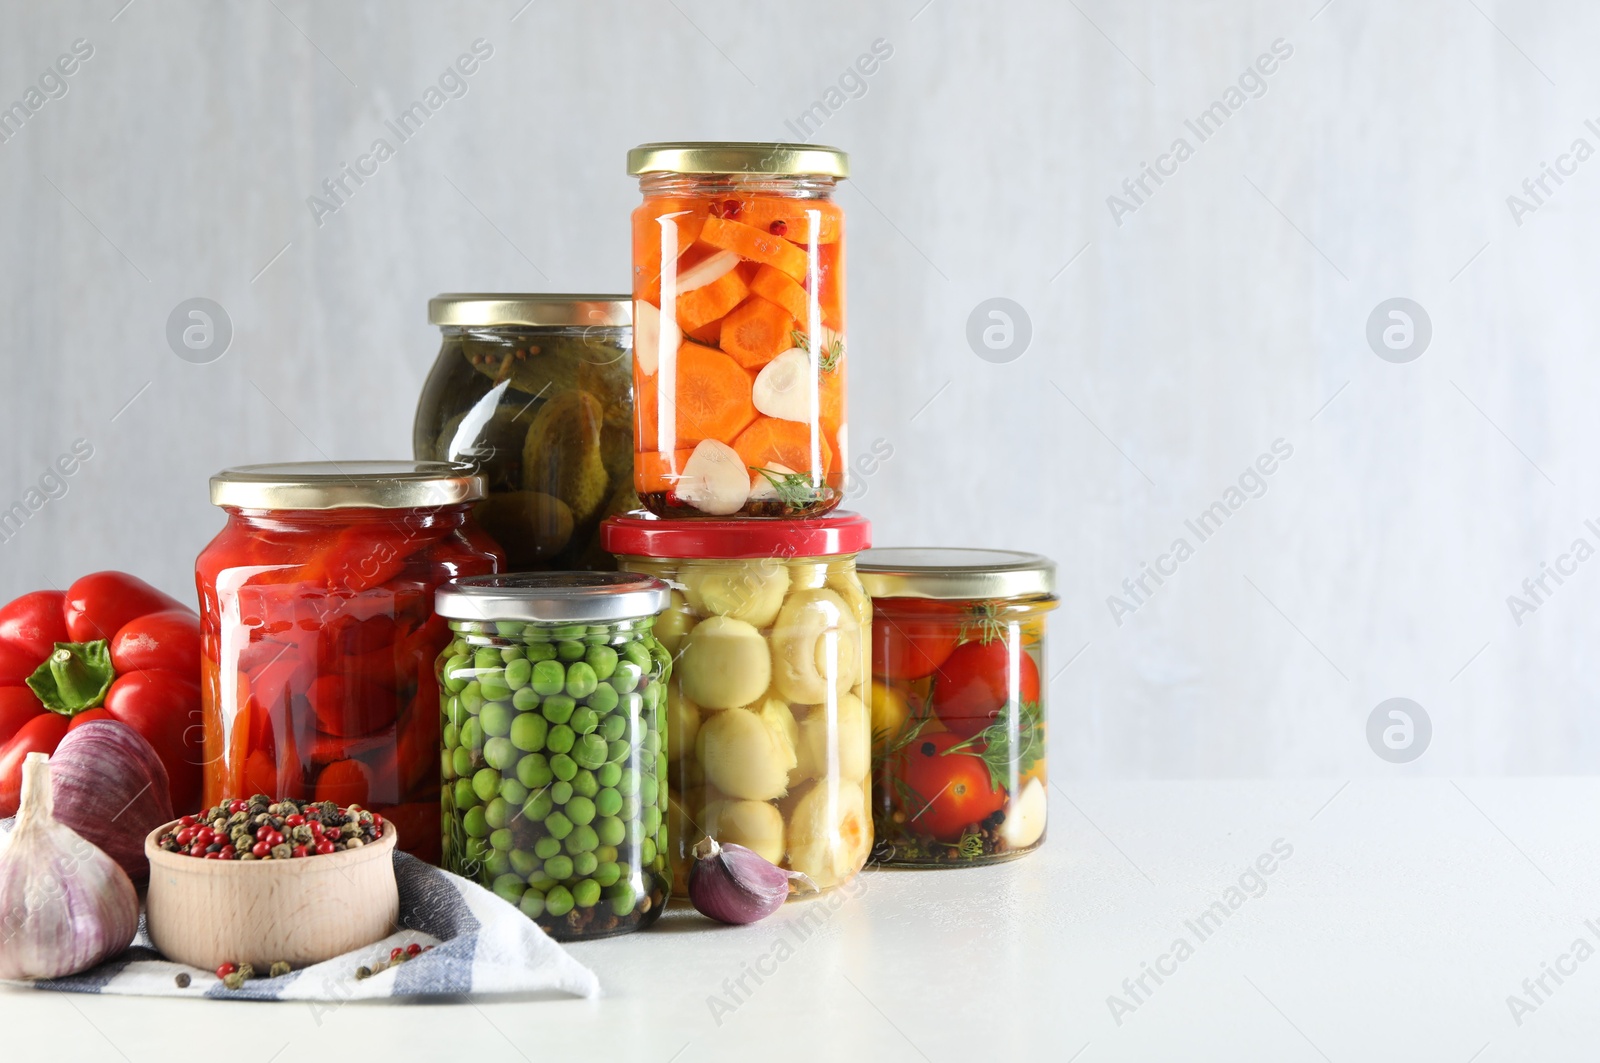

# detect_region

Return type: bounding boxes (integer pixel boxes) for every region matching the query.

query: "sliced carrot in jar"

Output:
[676,269,749,333]
[700,216,808,282]
[634,199,708,305]
[818,240,845,331]
[673,341,756,444]
[733,416,833,478]
[738,197,843,244]
[636,448,695,493]
[719,297,796,368]
[749,264,811,325]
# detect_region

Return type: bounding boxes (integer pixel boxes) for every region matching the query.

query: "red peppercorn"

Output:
[316,839,336,855]
[203,851,222,860]
[405,943,421,958]
[309,820,323,835]
[219,846,235,859]
[252,841,271,858]
[175,827,196,845]
[268,830,285,846]
[769,220,788,236]
[390,948,404,961]
[722,199,741,219]
[217,963,237,979]
[180,815,197,827]
[189,844,206,858]
[292,845,308,858]
[285,814,305,827]
[228,800,246,813]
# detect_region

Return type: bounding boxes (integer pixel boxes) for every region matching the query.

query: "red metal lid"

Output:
[601,510,871,560]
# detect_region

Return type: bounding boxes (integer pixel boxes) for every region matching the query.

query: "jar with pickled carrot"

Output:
[855,549,1058,867]
[195,462,502,862]
[627,142,848,520]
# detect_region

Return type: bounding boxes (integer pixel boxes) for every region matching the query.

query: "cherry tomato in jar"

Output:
[929,637,1041,740]
[896,732,1004,841]
[871,603,963,681]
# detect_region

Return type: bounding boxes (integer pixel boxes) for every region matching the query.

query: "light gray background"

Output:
[0,0,1588,779]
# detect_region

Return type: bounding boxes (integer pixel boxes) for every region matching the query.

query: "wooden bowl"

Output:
[144,819,400,971]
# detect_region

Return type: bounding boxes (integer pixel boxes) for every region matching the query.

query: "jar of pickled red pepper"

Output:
[627,142,848,519]
[434,572,672,939]
[602,510,873,892]
[414,294,636,570]
[196,462,502,863]
[855,549,1057,866]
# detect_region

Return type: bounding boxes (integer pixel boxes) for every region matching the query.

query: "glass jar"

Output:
[414,294,636,570]
[627,142,849,520]
[195,462,502,863]
[434,572,672,940]
[601,510,873,892]
[855,549,1058,867]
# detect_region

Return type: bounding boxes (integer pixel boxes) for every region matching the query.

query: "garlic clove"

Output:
[0,752,139,981]
[48,719,174,885]
[687,835,816,925]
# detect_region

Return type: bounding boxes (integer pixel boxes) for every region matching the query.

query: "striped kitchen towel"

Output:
[0,820,600,1001]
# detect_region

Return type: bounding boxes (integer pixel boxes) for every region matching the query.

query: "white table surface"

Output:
[5,779,1597,1062]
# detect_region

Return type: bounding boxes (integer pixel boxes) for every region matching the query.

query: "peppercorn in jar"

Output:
[435,572,672,940]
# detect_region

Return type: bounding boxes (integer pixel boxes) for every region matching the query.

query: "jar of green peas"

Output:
[434,572,673,939]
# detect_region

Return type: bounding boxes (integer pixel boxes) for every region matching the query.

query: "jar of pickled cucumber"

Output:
[601,510,873,892]
[434,572,672,940]
[855,549,1057,867]
[414,295,636,570]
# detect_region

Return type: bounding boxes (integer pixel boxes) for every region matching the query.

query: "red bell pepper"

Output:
[0,571,203,816]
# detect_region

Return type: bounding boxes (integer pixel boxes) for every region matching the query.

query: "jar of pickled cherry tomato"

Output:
[195,462,502,862]
[855,549,1057,867]
[627,142,848,520]
[601,510,873,892]
[434,572,672,939]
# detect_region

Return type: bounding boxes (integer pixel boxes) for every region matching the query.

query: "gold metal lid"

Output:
[211,461,486,511]
[856,548,1057,601]
[627,142,849,178]
[429,294,631,328]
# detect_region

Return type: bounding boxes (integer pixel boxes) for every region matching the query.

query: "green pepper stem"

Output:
[27,639,116,714]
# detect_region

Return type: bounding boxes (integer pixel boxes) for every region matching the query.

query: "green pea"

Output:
[655,827,668,856]
[604,739,628,764]
[572,851,598,878]
[596,844,618,863]
[500,776,529,806]
[463,837,490,865]
[550,753,578,782]
[523,790,554,822]
[641,837,657,865]
[584,645,619,681]
[501,644,526,662]
[505,656,533,690]
[443,654,471,692]
[551,780,573,805]
[621,795,641,820]
[441,750,457,782]
[639,750,657,774]
[550,623,587,640]
[565,662,599,700]
[516,752,553,789]
[544,854,574,880]
[484,737,518,771]
[545,885,575,918]
[459,719,484,753]
[460,681,485,714]
[608,883,638,916]
[541,695,576,726]
[512,687,539,712]
[570,733,606,770]
[510,848,540,877]
[485,797,510,830]
[569,706,599,735]
[510,713,548,753]
[648,640,672,677]
[623,641,651,670]
[531,659,566,696]
[446,636,469,657]
[641,681,663,713]
[566,795,596,827]
[443,722,460,751]
[609,661,643,693]
[597,762,621,788]
[491,828,515,851]
[594,861,621,888]
[589,684,621,717]
[547,723,575,754]
[545,811,573,840]
[534,836,563,859]
[495,620,525,638]
[474,647,502,671]
[572,878,602,908]
[463,806,489,838]
[619,692,644,723]
[572,769,598,799]
[468,766,496,802]
[446,695,468,729]
[519,890,546,919]
[454,777,479,810]
[526,869,556,891]
[596,816,625,847]
[481,702,513,738]
[595,788,622,818]
[564,824,599,854]
[524,640,557,661]
[479,672,512,703]
[643,804,662,836]
[556,640,585,662]
[493,873,524,903]
[643,729,661,756]
[640,775,659,807]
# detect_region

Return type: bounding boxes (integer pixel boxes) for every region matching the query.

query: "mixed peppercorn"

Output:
[155,796,385,860]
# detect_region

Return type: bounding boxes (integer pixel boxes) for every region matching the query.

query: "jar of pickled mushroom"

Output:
[414,294,636,569]
[434,572,672,939]
[196,462,502,863]
[627,142,848,519]
[855,549,1058,866]
[601,510,873,892]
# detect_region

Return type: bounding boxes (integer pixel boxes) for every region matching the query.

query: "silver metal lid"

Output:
[429,294,631,328]
[435,572,673,624]
[211,461,486,511]
[855,548,1057,600]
